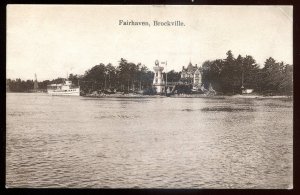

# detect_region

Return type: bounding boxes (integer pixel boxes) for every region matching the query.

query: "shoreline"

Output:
[82,93,293,100]
[6,92,293,100]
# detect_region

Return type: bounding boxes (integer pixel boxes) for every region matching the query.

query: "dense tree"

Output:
[105,63,116,88]
[279,64,293,95]
[174,84,193,94]
[241,55,260,90]
[201,51,292,95]
[77,58,154,94]
[68,74,80,87]
[51,78,65,84]
[80,63,106,93]
[138,64,154,89]
[38,80,50,90]
[7,78,34,92]
[260,58,293,95]
[219,50,241,94]
[163,70,181,83]
[261,57,284,93]
[202,59,223,91]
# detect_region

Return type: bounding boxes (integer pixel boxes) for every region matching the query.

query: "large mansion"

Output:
[181,62,202,87]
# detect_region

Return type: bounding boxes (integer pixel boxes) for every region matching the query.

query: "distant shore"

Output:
[6,91,293,100]
[169,94,292,99]
[82,93,293,100]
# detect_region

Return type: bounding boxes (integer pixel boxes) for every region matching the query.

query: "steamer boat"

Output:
[47,80,80,96]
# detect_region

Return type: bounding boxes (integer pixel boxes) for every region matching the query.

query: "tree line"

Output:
[201,50,293,95]
[6,53,293,95]
[78,58,155,94]
[6,77,71,92]
[6,58,155,94]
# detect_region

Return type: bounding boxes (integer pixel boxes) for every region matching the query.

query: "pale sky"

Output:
[7,5,293,81]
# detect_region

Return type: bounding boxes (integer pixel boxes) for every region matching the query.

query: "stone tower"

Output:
[34,73,39,90]
[153,60,165,94]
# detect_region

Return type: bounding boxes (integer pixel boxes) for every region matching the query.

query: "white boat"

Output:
[47,80,80,96]
[242,88,254,94]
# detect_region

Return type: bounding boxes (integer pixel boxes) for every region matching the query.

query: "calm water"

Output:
[6,93,293,188]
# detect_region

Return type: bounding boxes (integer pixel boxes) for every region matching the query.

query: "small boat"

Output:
[47,80,80,96]
[241,87,254,94]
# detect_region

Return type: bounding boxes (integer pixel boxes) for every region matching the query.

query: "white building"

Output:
[181,62,202,88]
[153,60,165,94]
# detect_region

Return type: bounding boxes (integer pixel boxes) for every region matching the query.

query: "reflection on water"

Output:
[6,93,293,188]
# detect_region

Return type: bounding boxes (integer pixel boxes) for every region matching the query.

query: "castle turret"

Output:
[153,60,165,94]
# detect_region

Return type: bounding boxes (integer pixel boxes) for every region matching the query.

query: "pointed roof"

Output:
[187,62,194,71]
[194,68,200,74]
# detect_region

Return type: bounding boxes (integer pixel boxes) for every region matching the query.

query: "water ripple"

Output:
[6,93,293,188]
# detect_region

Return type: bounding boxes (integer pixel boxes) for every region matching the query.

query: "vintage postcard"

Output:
[6,5,293,188]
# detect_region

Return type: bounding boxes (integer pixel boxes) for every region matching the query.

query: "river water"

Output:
[6,93,293,188]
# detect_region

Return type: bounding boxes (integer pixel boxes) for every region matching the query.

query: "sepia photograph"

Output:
[6,5,293,189]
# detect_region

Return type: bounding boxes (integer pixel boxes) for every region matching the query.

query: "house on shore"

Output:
[180,62,202,90]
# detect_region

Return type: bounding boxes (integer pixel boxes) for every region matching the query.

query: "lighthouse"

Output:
[34,73,39,90]
[153,60,165,94]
